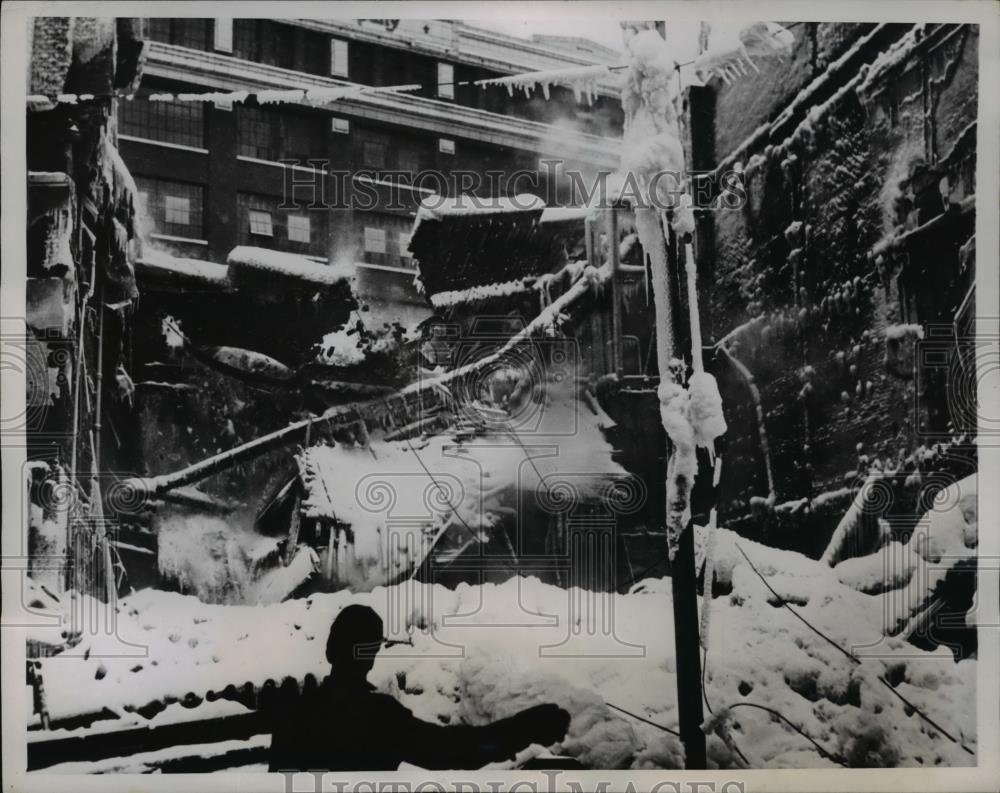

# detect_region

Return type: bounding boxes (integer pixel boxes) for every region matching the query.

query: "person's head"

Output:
[326,605,383,678]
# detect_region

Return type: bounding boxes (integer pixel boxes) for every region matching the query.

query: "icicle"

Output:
[699,457,723,648]
[685,244,704,374]
[685,244,727,452]
[541,82,550,100]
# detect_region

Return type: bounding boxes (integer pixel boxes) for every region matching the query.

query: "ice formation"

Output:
[693,23,795,86]
[833,475,977,636]
[476,64,615,104]
[295,381,628,590]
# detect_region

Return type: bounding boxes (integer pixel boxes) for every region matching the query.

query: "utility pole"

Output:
[621,20,709,769]
[638,209,708,769]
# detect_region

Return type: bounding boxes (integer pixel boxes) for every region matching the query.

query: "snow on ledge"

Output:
[227,246,353,288]
[429,278,532,309]
[414,193,545,228]
[539,206,595,224]
[139,249,231,288]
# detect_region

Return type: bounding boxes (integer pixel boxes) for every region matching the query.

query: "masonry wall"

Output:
[690,23,978,556]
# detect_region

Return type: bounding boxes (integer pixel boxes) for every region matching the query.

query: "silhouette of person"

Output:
[268,604,571,771]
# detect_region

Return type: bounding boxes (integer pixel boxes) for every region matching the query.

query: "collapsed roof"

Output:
[408,194,593,302]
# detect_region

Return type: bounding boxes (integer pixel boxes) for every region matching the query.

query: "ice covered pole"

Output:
[621,20,706,769]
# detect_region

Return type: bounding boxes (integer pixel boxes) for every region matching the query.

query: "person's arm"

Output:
[389,700,570,770]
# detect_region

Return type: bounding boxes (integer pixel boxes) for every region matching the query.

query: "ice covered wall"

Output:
[688,23,978,556]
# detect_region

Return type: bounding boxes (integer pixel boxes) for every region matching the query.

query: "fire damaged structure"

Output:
[24,17,147,627]
[18,18,984,774]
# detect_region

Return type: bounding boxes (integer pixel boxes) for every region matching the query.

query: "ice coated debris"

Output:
[36,537,976,768]
[297,384,627,590]
[428,259,591,310]
[316,322,413,367]
[315,327,368,367]
[157,513,284,604]
[429,279,533,310]
[833,475,977,635]
[161,315,184,350]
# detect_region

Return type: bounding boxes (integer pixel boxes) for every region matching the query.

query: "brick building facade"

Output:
[120,18,623,328]
[684,23,978,555]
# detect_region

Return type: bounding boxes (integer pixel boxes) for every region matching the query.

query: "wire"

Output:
[384,399,521,578]
[734,542,976,756]
[606,702,681,737]
[735,543,859,666]
[723,702,850,767]
[700,646,753,768]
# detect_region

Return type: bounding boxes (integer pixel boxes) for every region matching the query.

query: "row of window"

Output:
[150,19,456,98]
[120,97,458,164]
[137,176,415,265]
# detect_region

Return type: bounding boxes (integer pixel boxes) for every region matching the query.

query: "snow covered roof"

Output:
[409,196,589,300]
[226,246,354,292]
[137,250,232,292]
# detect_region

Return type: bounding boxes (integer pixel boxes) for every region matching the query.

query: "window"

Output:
[120,90,205,148]
[283,114,326,163]
[439,138,455,155]
[248,209,274,237]
[332,117,350,134]
[134,177,204,239]
[148,19,211,50]
[238,106,325,163]
[214,18,233,53]
[234,20,321,72]
[238,193,327,254]
[364,227,386,254]
[437,63,454,99]
[330,38,349,77]
[164,195,190,226]
[363,139,388,169]
[398,231,413,258]
[238,107,275,160]
[287,215,311,243]
[358,215,418,267]
[397,146,424,176]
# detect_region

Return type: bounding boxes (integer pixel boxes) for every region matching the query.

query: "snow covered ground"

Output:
[33,521,976,771]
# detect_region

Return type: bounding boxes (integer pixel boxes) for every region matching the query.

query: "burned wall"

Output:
[694,24,978,555]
